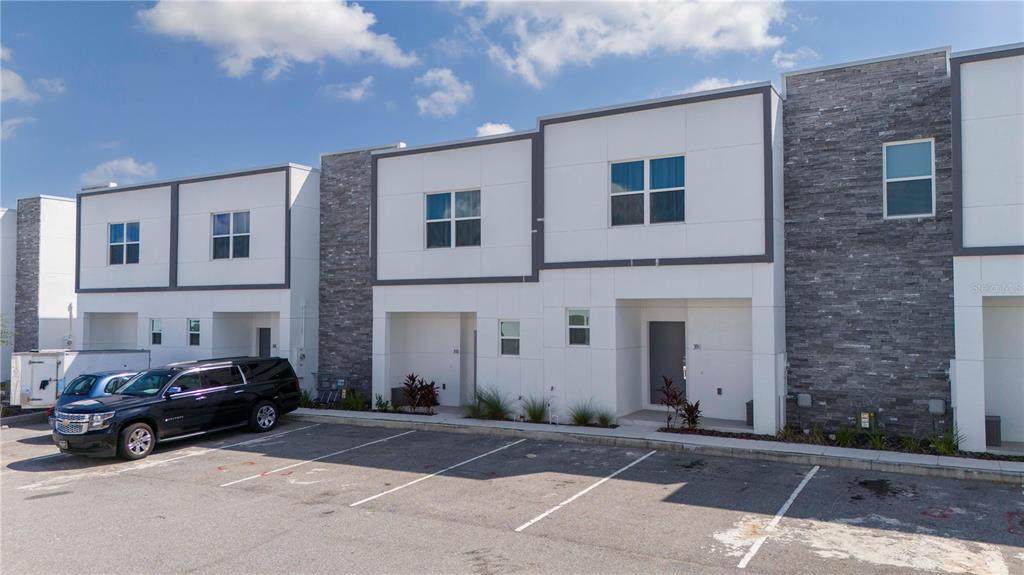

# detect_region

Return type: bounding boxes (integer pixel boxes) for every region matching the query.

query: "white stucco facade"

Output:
[36,196,78,350]
[952,47,1024,452]
[74,165,320,388]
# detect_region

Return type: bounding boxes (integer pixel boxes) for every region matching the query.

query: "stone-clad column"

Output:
[14,197,40,352]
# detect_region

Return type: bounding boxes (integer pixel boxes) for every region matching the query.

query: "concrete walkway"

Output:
[291,407,1024,484]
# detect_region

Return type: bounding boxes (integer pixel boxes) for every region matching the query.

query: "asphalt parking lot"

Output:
[2,416,1022,574]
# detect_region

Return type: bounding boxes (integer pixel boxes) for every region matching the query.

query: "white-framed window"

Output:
[567,309,590,346]
[212,211,250,259]
[499,320,520,356]
[187,319,201,346]
[150,319,162,346]
[425,190,481,249]
[610,155,685,226]
[109,222,140,265]
[883,139,934,219]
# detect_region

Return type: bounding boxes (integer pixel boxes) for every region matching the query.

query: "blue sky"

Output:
[1,1,1021,207]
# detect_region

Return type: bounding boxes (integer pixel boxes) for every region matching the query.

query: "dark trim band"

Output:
[950,45,1024,256]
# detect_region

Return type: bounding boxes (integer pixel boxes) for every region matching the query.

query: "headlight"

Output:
[90,411,116,429]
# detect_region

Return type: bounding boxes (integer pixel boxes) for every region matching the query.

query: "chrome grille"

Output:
[54,412,90,435]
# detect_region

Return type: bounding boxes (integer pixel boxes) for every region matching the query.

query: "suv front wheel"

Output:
[118,422,155,460]
[250,401,278,432]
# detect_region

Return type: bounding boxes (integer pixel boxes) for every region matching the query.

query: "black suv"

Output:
[51,357,301,460]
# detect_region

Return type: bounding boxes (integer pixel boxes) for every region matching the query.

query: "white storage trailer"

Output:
[10,350,151,409]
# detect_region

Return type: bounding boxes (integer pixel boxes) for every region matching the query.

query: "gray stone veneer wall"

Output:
[318,151,375,395]
[14,197,40,352]
[783,51,954,436]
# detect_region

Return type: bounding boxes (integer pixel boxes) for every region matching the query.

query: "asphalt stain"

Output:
[25,491,72,500]
[854,478,917,500]
[1008,512,1024,535]
[679,460,706,471]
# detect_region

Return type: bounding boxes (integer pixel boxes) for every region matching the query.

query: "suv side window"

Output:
[204,366,244,388]
[104,376,131,394]
[245,359,295,383]
[173,373,204,393]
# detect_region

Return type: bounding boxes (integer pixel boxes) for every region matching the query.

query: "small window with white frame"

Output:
[150,319,162,345]
[883,139,934,219]
[567,309,590,346]
[500,320,520,356]
[212,211,250,259]
[109,222,140,265]
[610,155,685,226]
[425,190,481,248]
[187,319,200,346]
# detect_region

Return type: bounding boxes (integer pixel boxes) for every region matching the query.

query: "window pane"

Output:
[213,236,231,259]
[650,156,684,190]
[426,193,451,220]
[203,367,236,388]
[426,221,451,248]
[568,309,589,326]
[885,141,932,179]
[109,223,124,244]
[126,222,140,242]
[500,321,520,338]
[887,179,933,216]
[501,339,520,356]
[455,190,480,218]
[109,245,124,265]
[175,374,202,391]
[611,193,644,226]
[455,219,481,247]
[125,243,140,264]
[151,332,162,345]
[189,333,200,346]
[151,319,161,332]
[650,190,685,223]
[569,327,590,346]
[233,235,250,258]
[213,213,231,236]
[189,319,200,332]
[611,161,644,194]
[232,212,250,234]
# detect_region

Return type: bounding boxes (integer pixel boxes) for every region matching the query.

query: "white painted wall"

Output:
[544,92,768,263]
[1,208,15,380]
[960,54,1024,248]
[286,166,320,384]
[79,187,172,290]
[177,171,287,287]
[38,197,77,348]
[983,296,1024,443]
[83,312,138,349]
[375,139,533,280]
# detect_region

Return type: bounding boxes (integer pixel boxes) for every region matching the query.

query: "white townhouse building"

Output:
[370,84,786,434]
[73,164,320,387]
[950,45,1024,452]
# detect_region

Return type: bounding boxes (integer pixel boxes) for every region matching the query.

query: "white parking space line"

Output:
[514,450,657,533]
[350,438,528,508]
[736,465,820,569]
[220,430,416,487]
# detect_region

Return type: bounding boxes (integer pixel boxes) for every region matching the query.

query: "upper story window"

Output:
[212,211,250,259]
[567,309,590,346]
[109,222,140,265]
[150,319,162,345]
[425,190,481,249]
[883,139,934,219]
[187,319,201,346]
[610,156,685,226]
[500,320,520,356]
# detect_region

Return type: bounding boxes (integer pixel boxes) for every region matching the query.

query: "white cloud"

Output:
[80,157,158,187]
[1,45,11,62]
[685,77,753,93]
[35,78,65,94]
[415,68,473,118]
[1,116,35,140]
[1,68,38,102]
[324,75,374,102]
[138,0,417,79]
[476,122,513,137]
[469,0,786,87]
[772,46,820,70]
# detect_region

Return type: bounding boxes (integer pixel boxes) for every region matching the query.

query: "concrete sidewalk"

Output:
[291,407,1024,484]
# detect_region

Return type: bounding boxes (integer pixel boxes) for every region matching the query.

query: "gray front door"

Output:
[258,328,271,357]
[649,322,686,405]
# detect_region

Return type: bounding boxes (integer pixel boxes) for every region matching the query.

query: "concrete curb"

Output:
[289,411,1024,485]
[0,410,48,427]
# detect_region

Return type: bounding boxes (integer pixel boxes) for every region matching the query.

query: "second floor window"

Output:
[212,211,250,259]
[187,319,201,346]
[883,139,934,219]
[150,319,162,345]
[426,190,481,248]
[109,222,140,265]
[610,155,685,226]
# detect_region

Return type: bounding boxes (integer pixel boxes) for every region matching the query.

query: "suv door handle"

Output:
[195,396,208,401]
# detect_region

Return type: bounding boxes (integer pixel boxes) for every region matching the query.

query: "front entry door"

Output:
[649,322,686,406]
[258,328,271,357]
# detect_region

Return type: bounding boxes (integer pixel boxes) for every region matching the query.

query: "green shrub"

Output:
[298,389,313,409]
[807,425,826,445]
[569,401,596,426]
[596,409,615,428]
[866,429,886,450]
[467,388,514,420]
[932,427,963,455]
[339,391,369,411]
[374,394,390,412]
[900,436,925,453]
[522,396,548,423]
[834,426,857,447]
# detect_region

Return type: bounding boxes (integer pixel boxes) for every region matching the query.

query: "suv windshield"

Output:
[115,370,174,397]
[63,375,98,396]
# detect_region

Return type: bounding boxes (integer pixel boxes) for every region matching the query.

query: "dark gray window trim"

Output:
[950,45,1024,256]
[370,84,775,287]
[76,165,294,293]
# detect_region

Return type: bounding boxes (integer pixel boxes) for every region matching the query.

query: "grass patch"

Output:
[569,401,596,426]
[467,388,514,421]
[522,396,548,423]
